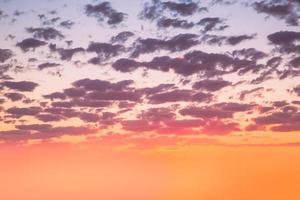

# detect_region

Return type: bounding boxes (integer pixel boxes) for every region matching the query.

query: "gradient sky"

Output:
[0,0,300,199]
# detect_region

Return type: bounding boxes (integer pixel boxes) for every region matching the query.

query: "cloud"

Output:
[121,119,159,132]
[0,48,13,63]
[78,112,100,123]
[226,35,255,45]
[179,102,255,119]
[36,114,64,122]
[43,92,66,100]
[255,112,298,125]
[253,1,299,26]
[112,58,141,72]
[267,31,300,54]
[72,78,133,92]
[110,31,134,43]
[273,101,288,108]
[6,106,42,117]
[162,1,200,16]
[16,124,52,131]
[87,42,125,62]
[38,62,60,70]
[140,0,203,21]
[251,107,300,132]
[4,92,25,101]
[86,91,141,102]
[113,49,262,77]
[294,85,300,96]
[197,17,228,32]
[85,2,126,25]
[289,57,300,68]
[1,81,38,91]
[180,106,233,119]
[137,107,175,122]
[139,83,176,96]
[60,20,75,29]
[232,48,267,61]
[239,87,264,100]
[16,38,47,52]
[201,34,255,46]
[131,33,199,57]
[147,90,212,104]
[157,17,194,29]
[213,102,256,112]
[192,79,231,91]
[49,44,85,60]
[26,27,64,40]
[63,87,86,98]
[271,124,300,132]
[268,31,300,45]
[0,126,96,141]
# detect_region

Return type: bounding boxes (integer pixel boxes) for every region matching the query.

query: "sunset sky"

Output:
[0,0,300,199]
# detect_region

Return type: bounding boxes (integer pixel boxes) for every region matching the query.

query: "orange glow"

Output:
[0,145,299,200]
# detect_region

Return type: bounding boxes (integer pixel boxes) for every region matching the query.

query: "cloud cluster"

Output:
[85,2,126,25]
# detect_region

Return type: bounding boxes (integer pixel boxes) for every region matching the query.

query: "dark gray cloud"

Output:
[16,124,52,131]
[72,78,133,92]
[239,87,264,101]
[232,48,267,61]
[267,31,300,54]
[4,92,25,101]
[162,1,199,16]
[87,42,125,61]
[268,31,300,45]
[78,112,100,123]
[16,38,47,52]
[289,57,300,68]
[1,81,38,92]
[110,31,134,43]
[6,106,42,117]
[112,58,141,72]
[137,107,175,122]
[86,91,142,102]
[49,44,85,60]
[253,1,300,26]
[180,106,233,119]
[226,35,255,45]
[197,17,228,32]
[147,90,212,104]
[38,62,60,70]
[63,87,86,98]
[294,85,300,96]
[201,34,255,46]
[180,102,255,119]
[60,20,75,29]
[157,17,194,29]
[192,79,231,91]
[36,114,64,122]
[0,48,13,63]
[115,49,261,77]
[140,0,204,20]
[131,33,199,57]
[43,92,66,100]
[85,2,127,25]
[26,27,64,40]
[251,108,300,132]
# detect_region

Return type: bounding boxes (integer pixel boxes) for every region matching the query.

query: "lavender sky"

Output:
[0,0,299,148]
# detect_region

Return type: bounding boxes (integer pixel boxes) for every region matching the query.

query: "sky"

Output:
[0,0,300,199]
